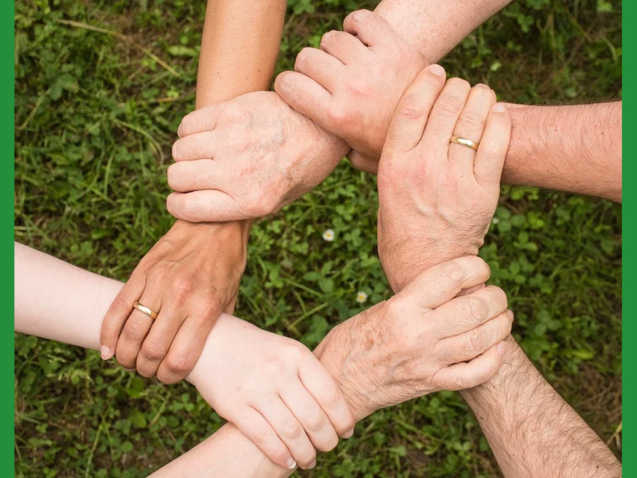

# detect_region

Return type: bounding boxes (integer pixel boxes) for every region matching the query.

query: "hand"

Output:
[100,220,248,383]
[314,256,511,420]
[166,91,349,222]
[187,315,355,470]
[274,9,427,169]
[377,67,511,292]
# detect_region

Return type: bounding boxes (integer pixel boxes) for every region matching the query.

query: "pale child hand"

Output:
[186,316,355,471]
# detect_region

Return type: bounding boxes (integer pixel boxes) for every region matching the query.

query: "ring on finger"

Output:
[450,135,479,151]
[133,301,159,320]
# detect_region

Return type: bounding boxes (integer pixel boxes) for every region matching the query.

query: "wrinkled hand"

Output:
[275,9,427,173]
[166,91,349,222]
[314,256,511,420]
[100,220,248,383]
[377,67,511,292]
[187,315,355,470]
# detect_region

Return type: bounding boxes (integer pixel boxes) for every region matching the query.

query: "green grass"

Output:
[14,0,622,476]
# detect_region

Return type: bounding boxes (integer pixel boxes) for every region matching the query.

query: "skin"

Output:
[166,0,513,222]
[15,244,509,475]
[274,10,622,202]
[99,0,288,383]
[374,57,621,476]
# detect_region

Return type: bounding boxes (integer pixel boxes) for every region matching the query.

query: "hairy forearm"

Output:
[461,337,620,477]
[502,102,622,202]
[196,0,286,107]
[375,0,511,63]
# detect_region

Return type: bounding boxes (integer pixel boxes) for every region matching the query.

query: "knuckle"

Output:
[398,94,426,119]
[123,320,148,341]
[440,260,465,284]
[141,340,169,361]
[172,277,195,298]
[468,326,488,354]
[327,104,349,125]
[320,385,342,407]
[283,422,303,439]
[252,423,272,443]
[165,353,195,374]
[457,110,486,130]
[435,96,465,116]
[466,296,489,324]
[305,409,326,431]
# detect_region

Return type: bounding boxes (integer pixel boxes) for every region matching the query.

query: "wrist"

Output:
[314,304,388,421]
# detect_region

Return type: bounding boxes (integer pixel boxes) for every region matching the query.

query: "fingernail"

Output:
[492,103,507,113]
[308,460,316,469]
[286,458,297,469]
[100,346,113,360]
[497,342,507,356]
[343,429,354,439]
[123,367,135,372]
[429,64,445,77]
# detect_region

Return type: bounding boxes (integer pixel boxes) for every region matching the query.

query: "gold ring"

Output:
[450,136,479,151]
[133,302,159,320]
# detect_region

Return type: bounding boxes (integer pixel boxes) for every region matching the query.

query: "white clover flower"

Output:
[491,217,500,224]
[356,291,368,303]
[322,229,335,242]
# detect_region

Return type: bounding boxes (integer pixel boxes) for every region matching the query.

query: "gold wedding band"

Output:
[450,136,479,151]
[133,302,159,320]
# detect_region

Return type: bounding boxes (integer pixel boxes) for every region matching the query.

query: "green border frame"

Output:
[622,1,629,474]
[6,0,15,473]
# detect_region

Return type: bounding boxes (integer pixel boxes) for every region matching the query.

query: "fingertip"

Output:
[427,64,446,78]
[491,103,507,113]
[274,71,292,94]
[496,341,507,357]
[100,345,114,360]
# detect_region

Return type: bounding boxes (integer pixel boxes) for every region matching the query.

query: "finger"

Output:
[135,305,186,378]
[422,77,472,158]
[343,9,399,48]
[450,84,496,177]
[258,398,317,469]
[474,103,511,188]
[347,149,379,174]
[400,256,491,310]
[440,310,513,363]
[433,285,508,338]
[177,104,220,138]
[156,314,216,384]
[230,407,297,470]
[167,160,223,193]
[299,356,355,439]
[320,30,369,64]
[294,47,344,92]
[115,288,161,370]
[383,64,446,153]
[172,131,218,162]
[100,276,145,360]
[274,71,331,128]
[434,341,507,391]
[167,190,243,222]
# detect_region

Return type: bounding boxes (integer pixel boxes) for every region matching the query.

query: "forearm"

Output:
[375,0,512,63]
[196,0,286,108]
[461,337,621,477]
[15,243,289,477]
[502,102,622,202]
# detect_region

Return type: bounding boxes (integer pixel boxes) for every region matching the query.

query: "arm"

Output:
[165,0,513,222]
[462,337,621,477]
[373,67,620,475]
[16,243,510,477]
[100,0,287,383]
[502,102,622,202]
[275,10,622,202]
